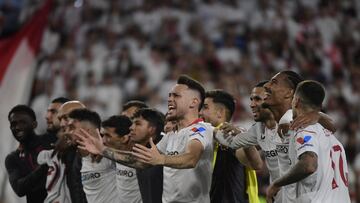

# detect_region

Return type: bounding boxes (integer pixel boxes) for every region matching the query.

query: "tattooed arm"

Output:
[274,151,317,186]
[266,151,318,202]
[101,147,149,169]
[75,128,149,169]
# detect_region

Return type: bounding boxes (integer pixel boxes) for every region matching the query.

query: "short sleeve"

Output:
[215,123,259,149]
[37,150,52,165]
[188,124,213,150]
[294,129,318,159]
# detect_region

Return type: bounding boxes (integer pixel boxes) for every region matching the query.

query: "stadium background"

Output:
[0,0,359,202]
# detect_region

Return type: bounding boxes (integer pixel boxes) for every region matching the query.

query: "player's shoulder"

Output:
[5,150,19,166]
[37,149,54,162]
[295,124,322,136]
[188,121,213,133]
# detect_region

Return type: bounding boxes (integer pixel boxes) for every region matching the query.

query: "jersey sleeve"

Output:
[188,124,213,149]
[215,123,259,149]
[156,132,170,154]
[37,150,52,165]
[294,129,319,159]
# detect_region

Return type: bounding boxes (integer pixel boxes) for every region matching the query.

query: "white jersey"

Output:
[37,150,71,203]
[115,163,142,203]
[81,156,118,203]
[247,122,281,183]
[215,122,282,202]
[288,123,351,203]
[274,110,296,203]
[156,119,213,203]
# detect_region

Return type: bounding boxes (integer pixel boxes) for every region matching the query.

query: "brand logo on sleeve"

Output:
[296,135,312,145]
[191,127,206,133]
[190,127,206,137]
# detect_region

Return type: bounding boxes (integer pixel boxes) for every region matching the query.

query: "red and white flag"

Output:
[0,1,52,202]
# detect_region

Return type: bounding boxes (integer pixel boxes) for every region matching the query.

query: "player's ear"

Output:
[294,96,300,108]
[284,88,294,99]
[190,97,199,109]
[216,106,224,119]
[32,120,38,129]
[148,126,156,135]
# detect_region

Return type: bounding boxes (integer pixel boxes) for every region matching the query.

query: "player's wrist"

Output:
[159,154,166,166]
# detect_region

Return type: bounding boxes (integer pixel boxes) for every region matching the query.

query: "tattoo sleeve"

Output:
[102,148,116,161]
[273,151,318,187]
[102,147,147,169]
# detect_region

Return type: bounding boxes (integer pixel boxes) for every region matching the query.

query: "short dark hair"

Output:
[205,90,235,121]
[280,70,304,90]
[255,80,269,87]
[68,109,101,129]
[177,75,205,111]
[295,80,325,109]
[123,100,148,111]
[8,105,36,121]
[133,108,165,139]
[102,115,132,137]
[51,97,70,104]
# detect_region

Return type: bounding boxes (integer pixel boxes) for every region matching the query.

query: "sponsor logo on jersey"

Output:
[117,169,134,177]
[191,127,206,133]
[296,135,312,145]
[190,127,205,137]
[166,151,179,156]
[264,150,278,157]
[276,144,288,154]
[82,172,101,181]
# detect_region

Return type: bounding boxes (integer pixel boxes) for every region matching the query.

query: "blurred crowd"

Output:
[2,0,360,201]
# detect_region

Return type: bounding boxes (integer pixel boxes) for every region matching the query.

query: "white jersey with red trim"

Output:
[288,123,351,203]
[156,119,214,203]
[81,156,118,203]
[37,150,71,203]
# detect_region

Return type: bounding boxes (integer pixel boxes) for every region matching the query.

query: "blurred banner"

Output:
[0,0,52,202]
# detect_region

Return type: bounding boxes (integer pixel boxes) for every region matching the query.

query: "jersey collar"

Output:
[188,118,203,126]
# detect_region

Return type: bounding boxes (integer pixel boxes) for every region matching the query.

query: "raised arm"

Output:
[214,123,259,149]
[290,111,336,133]
[132,138,204,169]
[75,128,148,169]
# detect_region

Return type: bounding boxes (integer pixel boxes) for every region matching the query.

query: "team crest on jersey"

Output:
[190,127,205,137]
[296,135,312,144]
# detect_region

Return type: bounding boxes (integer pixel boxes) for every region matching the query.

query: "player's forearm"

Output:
[243,147,263,170]
[273,152,317,187]
[163,153,200,169]
[215,132,256,149]
[102,147,147,169]
[319,112,336,133]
